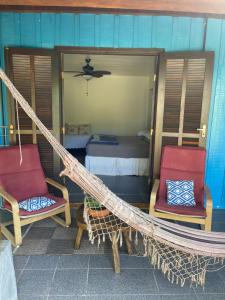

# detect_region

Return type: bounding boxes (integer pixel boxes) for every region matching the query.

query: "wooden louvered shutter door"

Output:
[6,48,61,177]
[153,52,214,178]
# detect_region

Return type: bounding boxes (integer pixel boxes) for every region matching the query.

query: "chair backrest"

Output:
[158,146,206,205]
[0,144,48,201]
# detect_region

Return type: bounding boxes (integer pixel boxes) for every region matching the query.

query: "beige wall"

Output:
[64,74,153,136]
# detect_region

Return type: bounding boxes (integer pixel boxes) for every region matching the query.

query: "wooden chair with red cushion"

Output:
[149,145,212,231]
[0,144,71,246]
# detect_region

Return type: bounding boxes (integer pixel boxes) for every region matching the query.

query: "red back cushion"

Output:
[158,146,206,205]
[0,144,48,201]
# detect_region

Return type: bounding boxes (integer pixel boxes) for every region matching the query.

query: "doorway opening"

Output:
[60,49,160,206]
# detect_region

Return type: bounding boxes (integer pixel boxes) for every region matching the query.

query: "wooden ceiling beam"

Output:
[0,0,225,17]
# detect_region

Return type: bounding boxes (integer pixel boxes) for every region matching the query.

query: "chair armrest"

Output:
[0,187,19,212]
[45,178,69,202]
[149,179,160,214]
[204,185,213,210]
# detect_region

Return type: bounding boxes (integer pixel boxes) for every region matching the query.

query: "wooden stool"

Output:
[74,206,132,273]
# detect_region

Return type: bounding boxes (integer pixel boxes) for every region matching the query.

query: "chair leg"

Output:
[75,226,84,250]
[205,217,212,231]
[12,213,22,246]
[112,233,120,273]
[123,230,132,255]
[65,203,71,226]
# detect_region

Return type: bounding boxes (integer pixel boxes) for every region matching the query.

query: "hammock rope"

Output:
[1,68,225,286]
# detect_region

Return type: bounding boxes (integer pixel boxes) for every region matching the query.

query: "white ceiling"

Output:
[63,54,155,76]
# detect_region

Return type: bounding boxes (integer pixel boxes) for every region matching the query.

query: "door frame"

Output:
[56,46,164,186]
[56,46,164,136]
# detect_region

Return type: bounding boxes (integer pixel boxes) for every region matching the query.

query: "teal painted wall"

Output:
[0,13,224,208]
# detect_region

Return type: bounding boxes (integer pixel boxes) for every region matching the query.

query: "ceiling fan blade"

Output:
[64,70,82,73]
[92,73,103,78]
[92,70,111,75]
[73,73,84,77]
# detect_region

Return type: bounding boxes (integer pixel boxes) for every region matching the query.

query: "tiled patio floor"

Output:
[14,253,225,300]
[10,209,225,299]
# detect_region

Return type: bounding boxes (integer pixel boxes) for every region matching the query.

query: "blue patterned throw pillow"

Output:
[166,180,195,206]
[19,196,56,212]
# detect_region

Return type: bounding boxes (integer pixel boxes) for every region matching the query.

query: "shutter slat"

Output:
[34,56,53,130]
[163,59,184,132]
[9,51,55,177]
[183,58,206,133]
[12,55,32,130]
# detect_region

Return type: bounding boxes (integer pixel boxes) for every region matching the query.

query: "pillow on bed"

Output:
[79,124,91,135]
[89,134,118,145]
[137,130,150,141]
[65,123,79,135]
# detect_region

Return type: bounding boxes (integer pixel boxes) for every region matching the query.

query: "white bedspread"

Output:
[85,155,149,176]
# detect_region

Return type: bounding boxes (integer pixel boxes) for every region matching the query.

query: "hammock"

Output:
[1,68,225,287]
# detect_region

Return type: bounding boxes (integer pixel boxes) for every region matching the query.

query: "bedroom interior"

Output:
[63,53,156,205]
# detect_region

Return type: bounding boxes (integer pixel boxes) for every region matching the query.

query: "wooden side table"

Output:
[74,206,132,273]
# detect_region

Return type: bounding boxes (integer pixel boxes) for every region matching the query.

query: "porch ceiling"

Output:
[0,0,225,17]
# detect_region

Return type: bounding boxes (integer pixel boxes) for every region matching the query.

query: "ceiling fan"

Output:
[71,57,111,80]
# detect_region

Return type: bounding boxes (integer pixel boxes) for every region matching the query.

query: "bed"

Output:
[85,135,150,176]
[64,134,91,149]
[64,123,91,149]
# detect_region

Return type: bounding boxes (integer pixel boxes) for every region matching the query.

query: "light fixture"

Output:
[82,74,93,81]
[82,75,93,96]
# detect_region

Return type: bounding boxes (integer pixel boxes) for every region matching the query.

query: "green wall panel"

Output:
[205,19,225,208]
[99,15,114,47]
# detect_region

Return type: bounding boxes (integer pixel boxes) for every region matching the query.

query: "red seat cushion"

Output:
[4,194,66,218]
[155,145,206,216]
[155,197,206,217]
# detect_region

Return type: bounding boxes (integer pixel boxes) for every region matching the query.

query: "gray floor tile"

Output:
[25,227,55,239]
[124,296,161,300]
[117,194,148,204]
[161,295,198,299]
[47,239,75,254]
[15,269,23,282]
[57,254,89,269]
[49,269,87,295]
[194,271,225,293]
[197,294,225,300]
[52,226,76,240]
[74,239,105,254]
[69,193,85,203]
[87,269,157,295]
[120,255,152,269]
[154,270,195,294]
[14,239,50,255]
[18,296,47,300]
[48,297,83,300]
[17,269,54,296]
[104,239,127,254]
[33,218,58,228]
[217,264,225,278]
[89,254,113,269]
[13,255,29,269]
[25,255,59,269]
[85,296,141,300]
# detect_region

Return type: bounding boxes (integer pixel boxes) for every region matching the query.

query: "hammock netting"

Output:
[1,68,225,287]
